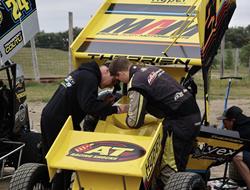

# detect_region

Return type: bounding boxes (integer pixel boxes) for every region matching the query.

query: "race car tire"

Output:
[19,131,43,164]
[164,172,206,190]
[9,163,50,190]
[8,131,43,168]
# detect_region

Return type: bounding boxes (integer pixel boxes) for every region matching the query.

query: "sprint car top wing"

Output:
[71,0,236,69]
[0,0,39,66]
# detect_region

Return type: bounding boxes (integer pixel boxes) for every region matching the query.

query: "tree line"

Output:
[28,25,250,68]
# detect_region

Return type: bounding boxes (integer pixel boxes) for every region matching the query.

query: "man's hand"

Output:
[103,94,116,105]
[117,104,128,114]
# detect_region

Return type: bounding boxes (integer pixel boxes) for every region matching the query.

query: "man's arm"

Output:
[126,90,147,128]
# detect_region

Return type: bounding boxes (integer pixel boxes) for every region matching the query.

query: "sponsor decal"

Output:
[4,31,23,54]
[192,142,236,160]
[151,0,186,4]
[145,134,161,182]
[140,68,148,72]
[174,89,187,101]
[3,0,31,21]
[61,75,75,88]
[87,53,191,66]
[147,69,164,85]
[68,141,146,162]
[99,18,197,39]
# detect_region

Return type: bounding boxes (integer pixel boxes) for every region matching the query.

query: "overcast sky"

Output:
[36,0,250,33]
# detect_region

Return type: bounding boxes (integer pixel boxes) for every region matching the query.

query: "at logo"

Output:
[99,18,197,38]
[68,141,146,162]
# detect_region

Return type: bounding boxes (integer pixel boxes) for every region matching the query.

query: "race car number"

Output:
[3,0,30,21]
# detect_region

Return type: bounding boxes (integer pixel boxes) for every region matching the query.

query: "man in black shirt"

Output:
[41,61,126,189]
[218,106,250,189]
[41,61,126,154]
[109,57,201,187]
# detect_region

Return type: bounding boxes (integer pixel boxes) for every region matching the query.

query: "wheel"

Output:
[8,131,43,168]
[9,163,51,190]
[164,172,206,190]
[19,131,43,164]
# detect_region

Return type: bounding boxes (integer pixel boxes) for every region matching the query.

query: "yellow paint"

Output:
[46,116,163,189]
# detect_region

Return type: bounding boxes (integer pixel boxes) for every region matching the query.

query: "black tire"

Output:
[19,131,43,164]
[164,172,206,190]
[199,169,211,183]
[8,131,43,168]
[9,163,51,190]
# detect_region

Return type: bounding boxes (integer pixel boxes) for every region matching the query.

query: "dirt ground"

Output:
[1,99,250,189]
[28,99,250,131]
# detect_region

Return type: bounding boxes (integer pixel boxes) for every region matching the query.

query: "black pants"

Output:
[40,114,66,156]
[162,112,201,171]
[40,114,71,190]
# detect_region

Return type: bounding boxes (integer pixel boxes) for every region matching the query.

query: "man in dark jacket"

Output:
[218,106,250,189]
[109,57,201,186]
[41,61,126,154]
[41,61,126,189]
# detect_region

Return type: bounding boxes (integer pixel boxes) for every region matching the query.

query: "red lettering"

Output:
[133,19,175,35]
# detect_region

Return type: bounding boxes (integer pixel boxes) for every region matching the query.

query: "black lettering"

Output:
[179,25,198,37]
[141,57,156,64]
[160,57,175,65]
[101,18,154,34]
[100,54,114,60]
[88,53,100,59]
[145,135,161,180]
[151,0,166,3]
[174,58,190,65]
[128,56,141,61]
[157,20,184,35]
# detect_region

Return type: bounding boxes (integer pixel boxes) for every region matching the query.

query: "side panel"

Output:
[0,0,39,65]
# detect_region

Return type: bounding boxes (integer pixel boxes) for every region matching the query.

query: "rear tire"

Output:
[19,131,43,164]
[164,172,206,190]
[9,163,51,190]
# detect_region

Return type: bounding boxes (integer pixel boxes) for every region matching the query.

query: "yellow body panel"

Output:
[71,0,203,68]
[187,133,243,171]
[46,116,163,189]
[72,172,141,190]
[45,0,238,189]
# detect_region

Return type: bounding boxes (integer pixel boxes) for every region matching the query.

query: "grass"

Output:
[25,75,250,102]
[26,81,61,102]
[8,47,250,102]
[11,47,69,78]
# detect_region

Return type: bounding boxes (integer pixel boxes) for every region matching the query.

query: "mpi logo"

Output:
[99,18,197,38]
[68,141,146,162]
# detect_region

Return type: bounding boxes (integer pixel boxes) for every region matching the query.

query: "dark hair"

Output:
[109,57,131,76]
[101,60,111,68]
[217,106,243,120]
